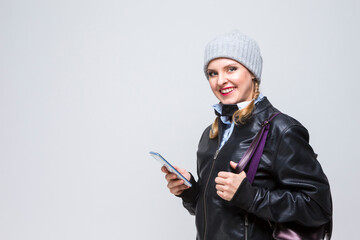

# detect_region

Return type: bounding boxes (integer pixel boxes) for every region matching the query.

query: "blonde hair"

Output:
[209,80,260,139]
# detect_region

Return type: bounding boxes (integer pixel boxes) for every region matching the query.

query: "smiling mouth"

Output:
[220,87,234,95]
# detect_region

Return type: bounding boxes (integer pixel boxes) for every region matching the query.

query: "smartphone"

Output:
[150,151,192,187]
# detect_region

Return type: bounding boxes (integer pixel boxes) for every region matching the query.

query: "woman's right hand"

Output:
[161,166,190,196]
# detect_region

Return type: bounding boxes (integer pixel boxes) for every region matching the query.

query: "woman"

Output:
[161,30,332,239]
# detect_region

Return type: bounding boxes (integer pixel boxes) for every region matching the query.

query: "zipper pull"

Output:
[214,149,220,159]
[244,215,249,240]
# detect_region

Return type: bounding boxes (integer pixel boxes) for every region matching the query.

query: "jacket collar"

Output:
[253,96,272,115]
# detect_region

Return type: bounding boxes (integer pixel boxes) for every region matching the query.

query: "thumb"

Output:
[230,161,238,170]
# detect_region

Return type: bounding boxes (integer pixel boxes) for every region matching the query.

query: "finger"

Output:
[214,176,227,185]
[230,161,238,170]
[215,183,228,192]
[174,166,185,175]
[173,166,191,181]
[161,166,169,174]
[217,171,232,178]
[173,165,187,174]
[176,184,190,192]
[167,179,184,189]
[217,190,229,201]
[172,184,189,195]
[218,190,232,201]
[170,182,189,195]
[165,173,178,182]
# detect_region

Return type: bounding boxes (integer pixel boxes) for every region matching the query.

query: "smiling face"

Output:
[207,58,255,105]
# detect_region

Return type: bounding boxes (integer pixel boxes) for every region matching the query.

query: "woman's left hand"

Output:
[215,161,247,201]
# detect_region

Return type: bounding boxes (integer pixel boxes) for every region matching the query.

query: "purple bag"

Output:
[235,112,331,240]
[272,222,329,240]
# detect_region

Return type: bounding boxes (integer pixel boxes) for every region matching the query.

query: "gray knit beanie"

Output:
[204,30,263,82]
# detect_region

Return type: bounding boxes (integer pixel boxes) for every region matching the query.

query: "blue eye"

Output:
[228,67,237,72]
[208,71,217,77]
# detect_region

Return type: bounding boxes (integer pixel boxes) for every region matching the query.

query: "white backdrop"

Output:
[1,0,359,239]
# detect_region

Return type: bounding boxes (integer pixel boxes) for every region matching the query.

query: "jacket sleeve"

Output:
[230,125,332,227]
[176,127,210,215]
[176,173,200,215]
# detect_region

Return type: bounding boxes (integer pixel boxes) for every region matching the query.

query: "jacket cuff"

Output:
[176,173,199,203]
[230,177,258,210]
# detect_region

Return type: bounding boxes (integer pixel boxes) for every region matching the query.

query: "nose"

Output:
[217,72,228,86]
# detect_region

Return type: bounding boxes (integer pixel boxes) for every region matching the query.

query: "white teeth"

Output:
[221,88,234,94]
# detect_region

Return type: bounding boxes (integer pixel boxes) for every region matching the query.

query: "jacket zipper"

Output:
[245,214,249,240]
[203,123,236,240]
[203,149,219,240]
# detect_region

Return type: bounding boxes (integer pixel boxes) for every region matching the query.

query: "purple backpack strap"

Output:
[235,112,281,184]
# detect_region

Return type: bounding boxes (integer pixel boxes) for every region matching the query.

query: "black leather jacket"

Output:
[179,97,332,240]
